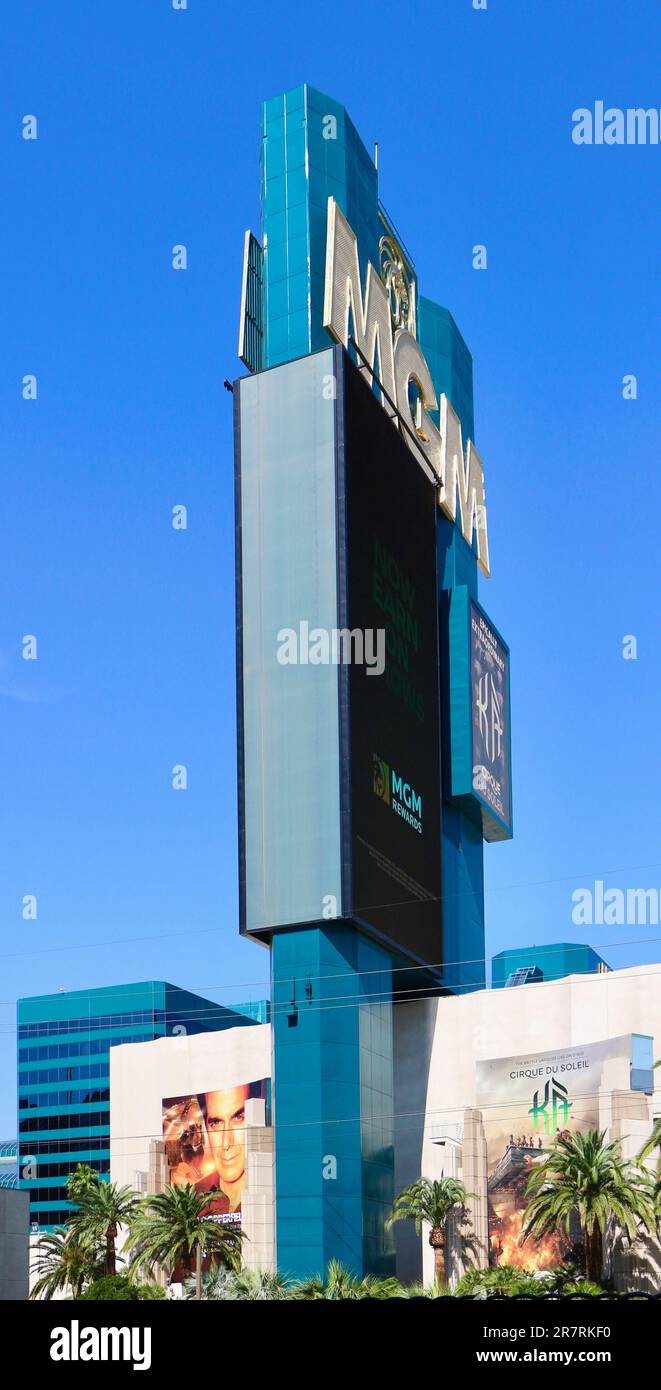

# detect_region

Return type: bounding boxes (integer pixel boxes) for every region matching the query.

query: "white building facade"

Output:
[107,967,661,1290]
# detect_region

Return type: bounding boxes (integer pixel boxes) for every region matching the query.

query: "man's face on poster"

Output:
[203,1085,249,1191]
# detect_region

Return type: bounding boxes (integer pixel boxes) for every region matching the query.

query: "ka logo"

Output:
[373,754,390,805]
[528,1075,572,1136]
[476,671,504,762]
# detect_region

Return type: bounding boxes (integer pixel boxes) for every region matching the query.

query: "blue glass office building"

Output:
[234,84,513,1277]
[17,981,264,1230]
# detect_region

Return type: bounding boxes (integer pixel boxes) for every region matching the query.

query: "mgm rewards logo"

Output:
[373,754,422,833]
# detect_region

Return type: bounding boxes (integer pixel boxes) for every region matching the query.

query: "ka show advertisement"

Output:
[475,1036,633,1270]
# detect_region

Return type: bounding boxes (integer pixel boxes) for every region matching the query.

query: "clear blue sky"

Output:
[2,0,661,1134]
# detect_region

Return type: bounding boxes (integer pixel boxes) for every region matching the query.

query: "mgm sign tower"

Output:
[233,85,513,1278]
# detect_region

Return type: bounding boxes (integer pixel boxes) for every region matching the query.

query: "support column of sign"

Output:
[271,925,395,1279]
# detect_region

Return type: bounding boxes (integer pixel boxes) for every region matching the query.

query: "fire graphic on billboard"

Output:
[491,1208,572,1271]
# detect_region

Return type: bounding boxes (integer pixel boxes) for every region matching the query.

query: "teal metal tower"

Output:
[236,83,508,1278]
[257,83,487,1002]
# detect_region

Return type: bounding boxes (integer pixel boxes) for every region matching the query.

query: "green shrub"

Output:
[454,1264,609,1298]
[80,1275,140,1301]
[79,1274,166,1300]
[560,1281,607,1297]
[137,1283,167,1300]
[455,1265,546,1297]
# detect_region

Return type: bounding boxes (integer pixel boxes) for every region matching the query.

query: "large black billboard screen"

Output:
[342,357,442,968]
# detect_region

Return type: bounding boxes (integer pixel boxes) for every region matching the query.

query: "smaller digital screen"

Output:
[470,601,511,833]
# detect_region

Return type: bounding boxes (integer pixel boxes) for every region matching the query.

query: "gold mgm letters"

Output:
[323,198,491,578]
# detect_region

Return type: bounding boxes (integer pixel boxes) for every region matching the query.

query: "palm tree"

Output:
[30,1228,95,1300]
[65,1163,101,1204]
[292,1258,401,1300]
[386,1177,474,1287]
[68,1179,140,1277]
[123,1184,242,1298]
[522,1129,656,1283]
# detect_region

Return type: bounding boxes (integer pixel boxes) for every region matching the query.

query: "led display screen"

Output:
[470,600,512,836]
[341,356,443,968]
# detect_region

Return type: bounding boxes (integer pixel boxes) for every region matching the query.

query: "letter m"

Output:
[100,1328,131,1360]
[323,198,396,405]
[392,773,403,800]
[626,108,659,144]
[626,888,659,926]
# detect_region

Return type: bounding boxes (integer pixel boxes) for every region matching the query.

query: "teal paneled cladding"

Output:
[262,88,310,367]
[418,297,475,442]
[438,803,486,993]
[492,944,609,988]
[261,84,381,366]
[272,924,394,1278]
[437,512,480,596]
